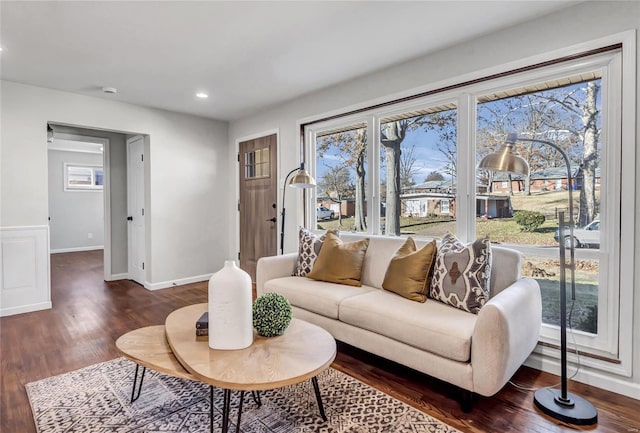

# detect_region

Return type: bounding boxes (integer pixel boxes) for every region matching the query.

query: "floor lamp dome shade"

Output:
[289,165,316,188]
[477,131,597,426]
[478,133,529,175]
[280,163,316,255]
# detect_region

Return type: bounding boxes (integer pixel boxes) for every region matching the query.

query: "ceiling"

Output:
[0,1,580,121]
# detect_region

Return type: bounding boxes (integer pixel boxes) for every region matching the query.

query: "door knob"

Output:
[266,217,277,223]
[127,216,133,221]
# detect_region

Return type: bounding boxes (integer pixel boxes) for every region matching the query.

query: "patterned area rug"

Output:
[26,357,460,433]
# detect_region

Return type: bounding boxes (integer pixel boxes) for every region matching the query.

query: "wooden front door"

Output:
[239,134,278,282]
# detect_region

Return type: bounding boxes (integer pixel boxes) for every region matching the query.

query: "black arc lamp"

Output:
[280,163,316,255]
[478,132,597,426]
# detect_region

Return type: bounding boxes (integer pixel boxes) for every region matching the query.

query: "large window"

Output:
[306,46,631,365]
[314,123,368,233]
[476,75,603,336]
[379,107,457,238]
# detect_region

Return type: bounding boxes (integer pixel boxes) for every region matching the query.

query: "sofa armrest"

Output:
[471,277,541,396]
[256,253,298,296]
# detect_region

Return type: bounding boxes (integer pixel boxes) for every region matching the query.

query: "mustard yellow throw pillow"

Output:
[382,237,437,302]
[307,232,369,287]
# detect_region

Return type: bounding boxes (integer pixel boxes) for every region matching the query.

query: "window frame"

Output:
[306,114,375,233]
[469,52,623,367]
[64,163,104,191]
[302,36,634,376]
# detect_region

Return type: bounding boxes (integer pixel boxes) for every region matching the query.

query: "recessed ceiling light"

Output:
[196,92,208,99]
[102,86,117,94]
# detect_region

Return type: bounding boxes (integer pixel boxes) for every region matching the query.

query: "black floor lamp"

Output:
[280,163,316,255]
[478,132,597,426]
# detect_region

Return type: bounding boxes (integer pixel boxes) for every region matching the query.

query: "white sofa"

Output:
[256,233,541,410]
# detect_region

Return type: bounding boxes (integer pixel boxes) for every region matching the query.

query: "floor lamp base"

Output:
[534,388,598,425]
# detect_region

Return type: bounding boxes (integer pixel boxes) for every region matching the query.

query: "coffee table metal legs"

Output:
[251,391,261,407]
[311,376,327,421]
[218,389,243,433]
[209,377,326,433]
[235,391,245,433]
[210,386,214,433]
[130,364,147,403]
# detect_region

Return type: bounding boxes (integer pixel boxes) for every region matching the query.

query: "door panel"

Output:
[239,134,278,282]
[127,136,145,285]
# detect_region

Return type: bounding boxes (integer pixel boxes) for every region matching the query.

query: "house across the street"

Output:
[490,165,601,193]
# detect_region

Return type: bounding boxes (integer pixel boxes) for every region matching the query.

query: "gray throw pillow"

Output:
[429,232,491,314]
[292,228,339,277]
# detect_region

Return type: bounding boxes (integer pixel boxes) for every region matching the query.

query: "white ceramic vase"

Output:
[208,260,253,350]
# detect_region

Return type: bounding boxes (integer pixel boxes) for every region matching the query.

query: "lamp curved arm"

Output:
[516,137,575,299]
[280,165,303,255]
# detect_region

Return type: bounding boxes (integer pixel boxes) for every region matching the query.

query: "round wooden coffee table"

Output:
[165,303,336,433]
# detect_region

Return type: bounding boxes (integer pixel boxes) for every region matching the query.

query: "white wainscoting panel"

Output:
[1,226,51,316]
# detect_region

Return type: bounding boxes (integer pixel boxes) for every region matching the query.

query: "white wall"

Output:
[228,2,640,399]
[1,81,230,295]
[48,149,104,252]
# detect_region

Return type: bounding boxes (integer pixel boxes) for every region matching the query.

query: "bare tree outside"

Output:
[477,77,601,226]
[316,127,367,231]
[380,109,457,235]
[400,143,418,189]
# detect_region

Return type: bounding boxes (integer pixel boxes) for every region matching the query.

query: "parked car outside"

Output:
[554,219,600,248]
[316,206,335,220]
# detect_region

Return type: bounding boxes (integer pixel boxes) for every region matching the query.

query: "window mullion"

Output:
[456,93,476,242]
[368,116,380,235]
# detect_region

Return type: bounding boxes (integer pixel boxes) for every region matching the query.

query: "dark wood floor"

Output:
[1,250,638,432]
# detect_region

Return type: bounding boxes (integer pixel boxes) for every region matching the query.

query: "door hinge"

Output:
[142,262,145,270]
[237,153,240,162]
[141,208,144,216]
[141,154,144,162]
[237,252,240,260]
[237,201,240,212]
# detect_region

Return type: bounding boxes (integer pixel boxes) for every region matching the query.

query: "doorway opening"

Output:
[47,124,146,288]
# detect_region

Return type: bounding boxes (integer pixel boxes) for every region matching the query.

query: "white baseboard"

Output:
[51,246,104,254]
[0,301,52,317]
[524,353,640,400]
[106,273,128,281]
[144,273,212,291]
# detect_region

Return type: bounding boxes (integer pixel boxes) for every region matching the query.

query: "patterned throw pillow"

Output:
[292,228,339,277]
[429,232,492,314]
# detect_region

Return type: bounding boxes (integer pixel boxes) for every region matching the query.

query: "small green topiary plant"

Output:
[513,210,546,232]
[252,293,293,337]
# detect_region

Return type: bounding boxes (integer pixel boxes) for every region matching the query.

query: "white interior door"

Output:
[127,136,145,285]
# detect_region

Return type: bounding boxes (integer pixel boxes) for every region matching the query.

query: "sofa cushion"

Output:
[339,290,477,362]
[263,276,375,319]
[382,238,437,302]
[489,246,521,296]
[430,233,492,314]
[307,232,370,287]
[336,235,434,289]
[292,228,339,277]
